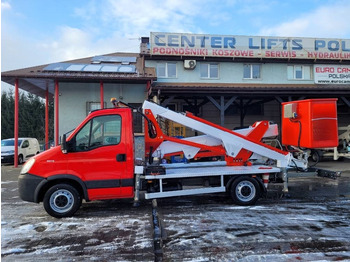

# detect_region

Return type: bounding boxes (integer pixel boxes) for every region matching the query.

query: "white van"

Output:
[1,138,40,164]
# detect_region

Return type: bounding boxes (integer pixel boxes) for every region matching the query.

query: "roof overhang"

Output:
[151,82,350,96]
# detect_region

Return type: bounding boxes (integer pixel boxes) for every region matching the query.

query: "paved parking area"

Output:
[1,160,350,261]
[1,165,154,261]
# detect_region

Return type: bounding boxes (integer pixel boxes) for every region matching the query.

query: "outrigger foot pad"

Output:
[308,168,342,179]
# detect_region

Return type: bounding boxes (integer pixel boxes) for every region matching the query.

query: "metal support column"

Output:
[207,95,237,126]
[240,99,244,127]
[45,86,49,150]
[341,97,350,108]
[282,168,289,193]
[220,96,225,126]
[100,80,104,109]
[14,79,19,167]
[54,80,59,146]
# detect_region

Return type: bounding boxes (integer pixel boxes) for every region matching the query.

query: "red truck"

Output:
[18,99,339,218]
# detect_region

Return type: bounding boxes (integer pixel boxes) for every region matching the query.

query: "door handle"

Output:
[116,154,126,162]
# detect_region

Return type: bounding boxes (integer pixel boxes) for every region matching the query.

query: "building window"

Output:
[243,64,261,79]
[87,102,142,133]
[129,103,143,133]
[157,62,177,78]
[86,101,107,115]
[200,63,219,79]
[287,65,312,80]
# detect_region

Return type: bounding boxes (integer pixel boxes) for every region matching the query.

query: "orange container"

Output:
[281,99,338,148]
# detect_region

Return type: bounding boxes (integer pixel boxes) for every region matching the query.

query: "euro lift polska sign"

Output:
[314,65,350,84]
[150,32,350,61]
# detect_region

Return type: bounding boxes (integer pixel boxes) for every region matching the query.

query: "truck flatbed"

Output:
[145,161,280,179]
[143,161,280,199]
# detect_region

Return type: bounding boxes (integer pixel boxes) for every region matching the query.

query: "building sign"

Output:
[314,65,350,84]
[150,32,350,60]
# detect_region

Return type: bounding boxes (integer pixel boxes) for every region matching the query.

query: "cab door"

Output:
[66,112,134,200]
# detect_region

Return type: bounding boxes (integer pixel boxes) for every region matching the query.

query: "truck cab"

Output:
[18,107,135,218]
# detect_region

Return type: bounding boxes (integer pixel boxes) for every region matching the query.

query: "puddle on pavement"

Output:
[235,231,260,237]
[323,220,349,228]
[34,225,47,232]
[286,240,348,253]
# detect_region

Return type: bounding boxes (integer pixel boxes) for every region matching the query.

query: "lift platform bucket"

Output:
[282,99,338,148]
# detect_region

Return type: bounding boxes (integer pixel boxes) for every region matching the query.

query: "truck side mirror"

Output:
[61,134,67,154]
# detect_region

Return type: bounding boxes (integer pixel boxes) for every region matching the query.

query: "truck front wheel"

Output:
[43,184,82,218]
[230,176,261,206]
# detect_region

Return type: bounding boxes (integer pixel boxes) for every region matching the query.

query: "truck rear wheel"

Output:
[43,184,82,218]
[230,176,261,206]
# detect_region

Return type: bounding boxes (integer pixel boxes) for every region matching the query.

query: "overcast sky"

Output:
[1,0,350,73]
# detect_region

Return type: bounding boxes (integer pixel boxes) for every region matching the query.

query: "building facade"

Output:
[143,33,350,136]
[2,32,350,163]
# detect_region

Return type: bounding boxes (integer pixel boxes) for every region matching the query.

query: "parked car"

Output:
[1,138,40,164]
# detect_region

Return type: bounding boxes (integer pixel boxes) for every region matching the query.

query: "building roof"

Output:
[1,52,156,98]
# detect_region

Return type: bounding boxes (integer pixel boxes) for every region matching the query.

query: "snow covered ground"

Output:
[1,166,154,261]
[1,161,350,261]
[158,196,350,261]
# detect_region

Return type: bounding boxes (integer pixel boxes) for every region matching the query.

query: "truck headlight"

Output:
[20,158,35,174]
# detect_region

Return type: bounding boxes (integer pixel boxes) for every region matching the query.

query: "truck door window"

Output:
[74,115,121,151]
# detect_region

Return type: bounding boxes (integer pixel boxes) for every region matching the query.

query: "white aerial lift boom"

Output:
[133,100,326,205]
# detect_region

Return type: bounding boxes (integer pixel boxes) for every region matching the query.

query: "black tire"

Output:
[18,154,24,165]
[230,176,261,206]
[43,184,82,218]
[311,150,319,162]
[310,150,323,163]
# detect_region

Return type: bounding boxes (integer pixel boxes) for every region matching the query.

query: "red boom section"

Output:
[144,109,288,166]
[144,109,226,162]
[186,112,288,156]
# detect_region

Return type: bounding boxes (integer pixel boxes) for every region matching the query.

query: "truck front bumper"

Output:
[18,173,45,203]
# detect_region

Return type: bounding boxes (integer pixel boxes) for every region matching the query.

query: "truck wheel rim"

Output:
[236,181,256,202]
[50,189,74,213]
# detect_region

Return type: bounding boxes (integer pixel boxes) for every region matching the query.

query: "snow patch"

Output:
[1,181,16,184]
[2,248,27,255]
